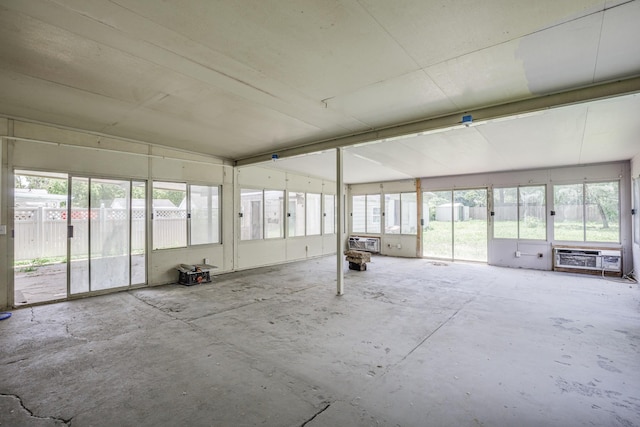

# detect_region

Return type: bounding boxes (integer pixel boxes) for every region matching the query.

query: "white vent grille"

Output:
[553,247,621,274]
[348,236,380,253]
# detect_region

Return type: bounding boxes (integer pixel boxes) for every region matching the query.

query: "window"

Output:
[240,189,263,240]
[385,193,401,234]
[190,185,220,245]
[519,186,546,240]
[352,195,366,233]
[554,181,620,243]
[493,185,546,240]
[131,181,146,285]
[264,190,284,239]
[306,193,321,236]
[154,182,222,248]
[241,189,284,240]
[385,192,417,235]
[351,194,381,234]
[401,193,417,234]
[553,184,583,241]
[153,182,187,249]
[493,188,518,239]
[323,194,335,234]
[288,191,306,237]
[585,182,619,242]
[367,195,381,233]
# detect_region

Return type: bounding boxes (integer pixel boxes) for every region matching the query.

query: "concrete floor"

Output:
[14,256,146,306]
[14,264,67,305]
[1,256,639,427]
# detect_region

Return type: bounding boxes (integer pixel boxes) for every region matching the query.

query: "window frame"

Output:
[240,188,264,241]
[351,194,381,235]
[553,180,621,243]
[287,191,306,238]
[152,181,188,250]
[385,192,417,235]
[264,189,285,239]
[493,185,546,241]
[306,192,322,236]
[323,194,336,235]
[189,184,221,246]
[152,181,223,250]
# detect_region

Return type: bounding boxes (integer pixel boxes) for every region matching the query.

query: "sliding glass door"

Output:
[13,171,146,303]
[90,179,130,291]
[453,189,487,261]
[69,176,146,295]
[422,189,488,262]
[423,191,453,259]
[13,171,69,305]
[69,176,90,294]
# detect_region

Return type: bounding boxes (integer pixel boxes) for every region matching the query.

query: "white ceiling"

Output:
[262,93,640,183]
[0,0,639,182]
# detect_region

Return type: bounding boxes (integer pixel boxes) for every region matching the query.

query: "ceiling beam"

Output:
[235,75,640,167]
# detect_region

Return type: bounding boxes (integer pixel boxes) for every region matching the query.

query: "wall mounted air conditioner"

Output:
[553,247,621,276]
[348,236,380,253]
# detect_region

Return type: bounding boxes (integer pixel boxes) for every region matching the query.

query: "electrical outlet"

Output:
[204,258,210,265]
[515,251,521,258]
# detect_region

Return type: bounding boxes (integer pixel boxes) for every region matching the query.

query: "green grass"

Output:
[15,256,67,273]
[554,221,619,242]
[15,256,67,267]
[423,219,487,261]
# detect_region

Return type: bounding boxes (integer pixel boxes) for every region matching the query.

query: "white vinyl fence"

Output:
[14,207,183,262]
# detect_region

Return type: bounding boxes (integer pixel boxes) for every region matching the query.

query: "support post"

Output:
[416,178,422,257]
[336,147,344,296]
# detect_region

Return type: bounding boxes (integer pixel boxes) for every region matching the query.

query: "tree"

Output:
[586,182,619,229]
[15,175,67,194]
[454,189,487,207]
[15,175,142,208]
[152,189,184,207]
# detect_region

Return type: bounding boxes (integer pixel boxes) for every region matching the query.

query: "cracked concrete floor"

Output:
[1,256,639,426]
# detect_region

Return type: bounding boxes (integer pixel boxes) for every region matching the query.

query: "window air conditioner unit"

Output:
[553,247,621,276]
[348,236,380,253]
